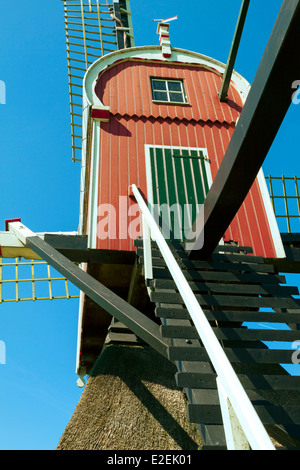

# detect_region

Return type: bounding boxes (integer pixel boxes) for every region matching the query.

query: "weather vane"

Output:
[152,15,178,23]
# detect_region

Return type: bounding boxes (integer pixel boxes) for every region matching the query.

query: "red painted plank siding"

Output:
[95,60,242,123]
[92,58,277,258]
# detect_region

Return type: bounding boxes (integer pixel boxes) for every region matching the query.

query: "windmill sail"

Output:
[0,258,79,303]
[0,231,88,303]
[62,0,135,162]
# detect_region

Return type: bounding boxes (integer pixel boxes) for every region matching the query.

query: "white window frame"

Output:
[151,78,187,104]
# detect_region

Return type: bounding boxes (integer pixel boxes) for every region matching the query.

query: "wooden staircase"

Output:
[134,239,300,450]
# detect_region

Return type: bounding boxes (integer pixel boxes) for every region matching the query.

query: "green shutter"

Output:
[148,147,210,242]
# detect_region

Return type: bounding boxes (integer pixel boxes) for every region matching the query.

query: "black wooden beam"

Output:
[25,235,169,359]
[185,0,300,259]
[264,232,300,273]
[219,0,250,102]
[58,248,136,265]
[113,0,132,49]
[36,234,136,265]
[42,234,88,250]
[281,233,300,245]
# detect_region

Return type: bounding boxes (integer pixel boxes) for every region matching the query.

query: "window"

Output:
[151,78,187,104]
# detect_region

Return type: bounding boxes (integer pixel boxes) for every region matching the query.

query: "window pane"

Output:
[169,92,184,103]
[153,91,168,101]
[152,80,167,91]
[167,81,182,92]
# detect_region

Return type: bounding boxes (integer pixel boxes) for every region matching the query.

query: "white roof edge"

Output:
[83,45,251,109]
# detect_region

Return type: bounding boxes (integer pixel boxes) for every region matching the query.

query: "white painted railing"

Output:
[131,184,275,451]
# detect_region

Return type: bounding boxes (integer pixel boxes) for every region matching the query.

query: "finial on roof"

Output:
[153,16,178,59]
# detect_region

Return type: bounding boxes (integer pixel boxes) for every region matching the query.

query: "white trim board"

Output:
[87,120,100,249]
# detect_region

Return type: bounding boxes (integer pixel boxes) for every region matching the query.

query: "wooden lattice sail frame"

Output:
[0,230,85,304]
[62,0,135,162]
[266,175,300,233]
[0,258,79,303]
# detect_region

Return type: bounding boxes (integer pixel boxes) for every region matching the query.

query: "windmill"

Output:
[1,0,300,451]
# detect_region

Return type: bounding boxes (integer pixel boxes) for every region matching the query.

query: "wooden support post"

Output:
[185,0,300,259]
[219,0,250,102]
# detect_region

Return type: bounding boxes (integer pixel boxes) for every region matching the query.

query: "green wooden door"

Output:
[146,146,211,242]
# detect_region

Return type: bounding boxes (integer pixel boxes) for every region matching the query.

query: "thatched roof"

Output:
[57,344,202,450]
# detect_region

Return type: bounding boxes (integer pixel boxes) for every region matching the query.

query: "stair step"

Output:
[155,306,300,323]
[150,267,286,284]
[134,238,186,255]
[187,403,300,426]
[108,321,134,333]
[136,247,264,265]
[168,344,295,364]
[214,245,253,254]
[105,321,145,345]
[149,278,298,296]
[160,324,300,342]
[134,237,254,255]
[212,252,264,264]
[188,386,300,427]
[134,237,254,254]
[175,372,300,391]
[105,331,143,345]
[136,246,189,260]
[196,424,227,448]
[139,256,275,273]
[150,291,300,310]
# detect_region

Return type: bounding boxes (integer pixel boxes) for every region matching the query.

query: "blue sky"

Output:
[0,0,299,450]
